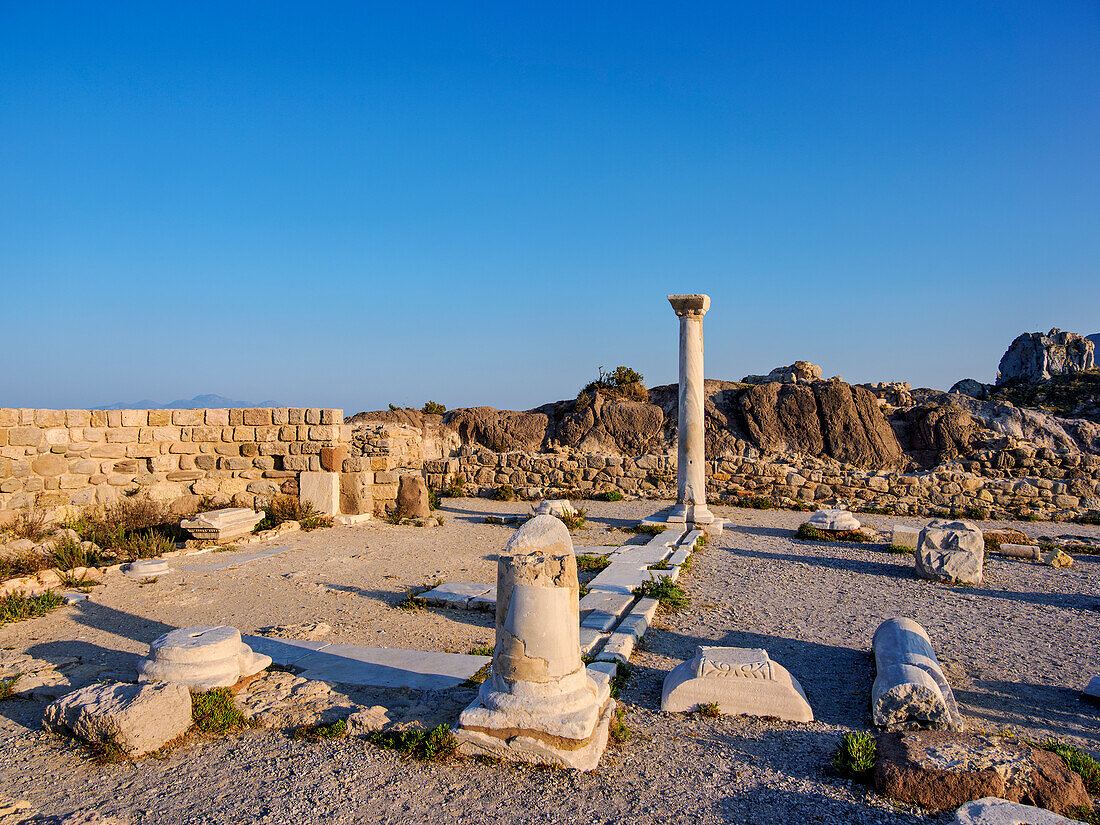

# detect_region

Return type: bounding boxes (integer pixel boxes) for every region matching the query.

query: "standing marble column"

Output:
[668,294,715,525]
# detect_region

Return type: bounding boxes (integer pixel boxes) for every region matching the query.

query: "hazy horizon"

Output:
[3,3,1097,413]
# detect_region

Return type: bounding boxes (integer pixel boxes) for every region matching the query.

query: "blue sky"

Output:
[2,1,1097,413]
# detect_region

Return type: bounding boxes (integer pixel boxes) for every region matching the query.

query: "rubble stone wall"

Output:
[0,407,347,523]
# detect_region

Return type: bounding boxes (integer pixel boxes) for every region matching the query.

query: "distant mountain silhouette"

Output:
[96,394,280,410]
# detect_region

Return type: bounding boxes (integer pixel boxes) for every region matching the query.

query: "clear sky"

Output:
[2,2,1098,413]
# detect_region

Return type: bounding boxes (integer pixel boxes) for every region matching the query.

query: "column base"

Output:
[643,506,727,533]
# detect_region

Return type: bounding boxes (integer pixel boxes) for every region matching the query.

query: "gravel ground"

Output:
[1,499,1097,825]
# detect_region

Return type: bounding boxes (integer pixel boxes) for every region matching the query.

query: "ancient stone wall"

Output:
[425,442,1100,520]
[0,407,346,524]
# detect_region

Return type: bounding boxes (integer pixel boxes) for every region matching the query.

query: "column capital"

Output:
[668,294,710,318]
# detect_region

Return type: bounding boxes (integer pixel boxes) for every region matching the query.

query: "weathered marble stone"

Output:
[137,625,271,691]
[995,543,1040,560]
[808,508,861,531]
[891,525,920,550]
[667,294,715,525]
[1040,548,1074,568]
[661,646,813,722]
[396,474,430,518]
[124,558,170,578]
[299,471,339,517]
[456,515,613,770]
[954,798,1090,825]
[43,681,192,757]
[534,499,575,518]
[916,520,984,585]
[179,507,263,543]
[872,617,963,731]
[233,670,357,728]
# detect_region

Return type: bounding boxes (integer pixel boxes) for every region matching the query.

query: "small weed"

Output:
[0,674,19,700]
[795,523,872,543]
[89,735,128,764]
[963,506,989,521]
[191,688,251,733]
[648,559,671,571]
[607,653,641,690]
[697,702,721,718]
[442,475,466,498]
[1041,739,1100,795]
[832,731,877,781]
[49,534,105,571]
[608,707,632,744]
[860,506,892,516]
[633,576,688,610]
[0,591,64,625]
[1064,807,1099,825]
[427,489,440,511]
[300,515,333,531]
[738,497,775,510]
[366,724,457,761]
[495,485,516,502]
[886,545,915,555]
[0,551,50,580]
[462,662,492,687]
[138,577,158,585]
[467,644,494,657]
[576,554,610,573]
[257,495,320,531]
[435,515,445,526]
[557,507,587,531]
[626,524,665,536]
[395,580,441,610]
[694,534,709,549]
[7,505,52,543]
[119,530,175,561]
[293,719,347,741]
[1072,511,1100,526]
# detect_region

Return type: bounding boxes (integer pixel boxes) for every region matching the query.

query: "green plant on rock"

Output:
[494,485,516,502]
[442,475,466,498]
[576,554,610,573]
[610,661,633,699]
[832,731,877,780]
[48,534,105,572]
[633,576,687,610]
[1041,739,1100,795]
[0,674,19,700]
[593,490,624,502]
[421,401,446,415]
[258,494,320,531]
[795,523,872,543]
[191,688,251,733]
[626,524,665,536]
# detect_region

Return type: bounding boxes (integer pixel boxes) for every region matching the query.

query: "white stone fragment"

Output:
[661,647,813,722]
[43,681,193,757]
[124,558,170,578]
[534,499,575,518]
[179,507,263,543]
[994,543,1039,560]
[137,625,272,691]
[871,617,963,731]
[916,520,985,585]
[299,472,340,517]
[808,509,861,531]
[417,582,492,609]
[953,797,1086,825]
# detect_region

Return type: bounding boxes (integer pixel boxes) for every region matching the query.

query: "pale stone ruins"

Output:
[915,520,985,585]
[455,515,614,770]
[137,626,271,692]
[872,617,963,731]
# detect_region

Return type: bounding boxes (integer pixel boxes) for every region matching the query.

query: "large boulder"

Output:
[916,520,985,585]
[875,731,1092,816]
[997,329,1095,385]
[44,681,193,757]
[396,474,430,518]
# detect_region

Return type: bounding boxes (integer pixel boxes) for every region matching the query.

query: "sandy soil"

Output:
[1,499,1097,825]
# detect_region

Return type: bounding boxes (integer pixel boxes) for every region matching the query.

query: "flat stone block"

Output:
[596,631,635,663]
[138,625,270,692]
[1083,675,1100,704]
[586,661,617,691]
[334,513,372,525]
[609,544,672,565]
[418,582,492,609]
[241,636,332,667]
[293,645,490,690]
[661,646,814,722]
[954,798,1087,825]
[299,471,339,517]
[668,546,691,566]
[892,525,920,550]
[469,588,497,612]
[179,507,263,543]
[579,627,607,656]
[586,562,651,595]
[579,591,636,631]
[178,546,292,572]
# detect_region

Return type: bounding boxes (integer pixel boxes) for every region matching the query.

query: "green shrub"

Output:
[1041,739,1100,795]
[697,702,721,718]
[293,719,347,741]
[467,644,494,657]
[593,490,624,502]
[626,524,665,536]
[579,365,649,403]
[739,497,775,510]
[427,489,440,511]
[421,401,446,415]
[5,505,52,542]
[832,731,877,780]
[118,530,176,562]
[608,707,632,744]
[633,576,688,610]
[366,724,457,761]
[556,507,587,530]
[1072,511,1100,526]
[610,661,633,699]
[964,506,989,521]
[494,485,515,502]
[442,475,466,498]
[48,534,106,571]
[576,554,610,573]
[0,591,64,625]
[648,559,671,570]
[257,494,318,531]
[191,688,251,733]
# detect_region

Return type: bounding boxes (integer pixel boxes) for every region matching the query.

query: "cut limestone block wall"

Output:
[0,408,345,525]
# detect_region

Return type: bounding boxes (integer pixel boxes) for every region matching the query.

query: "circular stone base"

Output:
[125,559,171,577]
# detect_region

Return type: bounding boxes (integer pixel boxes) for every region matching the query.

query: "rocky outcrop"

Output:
[743,361,823,384]
[997,329,1095,385]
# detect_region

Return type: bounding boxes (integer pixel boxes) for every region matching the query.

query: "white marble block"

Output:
[179,507,263,543]
[456,515,613,770]
[138,625,271,692]
[915,520,984,585]
[299,471,340,517]
[661,646,813,722]
[808,509,861,531]
[871,617,963,731]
